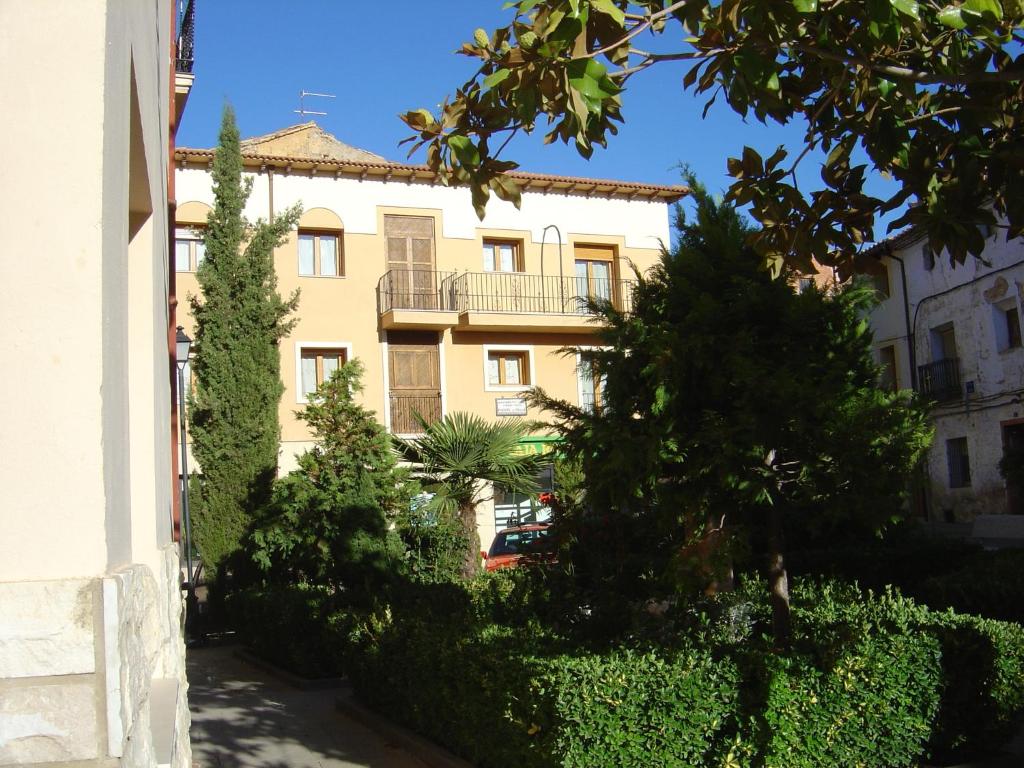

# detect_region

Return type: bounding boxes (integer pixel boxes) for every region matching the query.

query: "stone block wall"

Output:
[0,546,189,767]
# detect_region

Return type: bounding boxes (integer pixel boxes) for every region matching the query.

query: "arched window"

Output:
[297,208,344,277]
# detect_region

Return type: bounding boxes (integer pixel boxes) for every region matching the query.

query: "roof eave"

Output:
[173,147,689,203]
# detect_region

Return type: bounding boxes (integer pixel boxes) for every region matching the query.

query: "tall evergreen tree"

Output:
[189,105,301,578]
[535,173,933,646]
[248,360,410,595]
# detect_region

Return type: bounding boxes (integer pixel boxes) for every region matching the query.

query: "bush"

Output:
[395,496,467,584]
[755,583,941,768]
[227,584,362,679]
[347,576,1024,768]
[351,611,740,768]
[926,611,1024,761]
[915,549,1024,625]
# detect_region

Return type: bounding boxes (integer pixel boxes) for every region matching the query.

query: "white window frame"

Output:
[294,341,353,404]
[175,227,205,272]
[483,344,535,393]
[575,347,609,412]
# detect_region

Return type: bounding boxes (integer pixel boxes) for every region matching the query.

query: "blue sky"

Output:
[179,0,898,234]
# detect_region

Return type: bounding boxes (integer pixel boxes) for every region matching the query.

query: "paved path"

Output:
[187,645,431,768]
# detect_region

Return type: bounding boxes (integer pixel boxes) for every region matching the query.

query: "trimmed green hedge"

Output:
[916,549,1024,625]
[346,580,1024,768]
[227,584,350,678]
[228,575,1024,766]
[927,611,1024,761]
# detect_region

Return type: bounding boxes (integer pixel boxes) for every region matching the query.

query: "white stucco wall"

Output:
[176,166,673,250]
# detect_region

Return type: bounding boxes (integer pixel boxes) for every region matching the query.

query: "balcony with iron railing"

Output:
[377,269,635,333]
[175,0,195,74]
[917,357,961,402]
[377,269,460,330]
[173,0,196,123]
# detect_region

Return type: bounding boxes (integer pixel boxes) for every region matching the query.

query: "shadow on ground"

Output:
[187,644,430,768]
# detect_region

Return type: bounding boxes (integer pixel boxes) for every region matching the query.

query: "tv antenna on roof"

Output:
[294,90,336,118]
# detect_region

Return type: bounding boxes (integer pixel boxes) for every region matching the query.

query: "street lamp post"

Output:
[174,326,196,618]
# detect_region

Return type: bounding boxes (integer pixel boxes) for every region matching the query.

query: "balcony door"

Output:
[574,244,615,312]
[932,324,957,361]
[385,215,436,309]
[388,331,441,433]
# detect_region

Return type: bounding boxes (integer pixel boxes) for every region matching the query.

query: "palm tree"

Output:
[394,412,544,578]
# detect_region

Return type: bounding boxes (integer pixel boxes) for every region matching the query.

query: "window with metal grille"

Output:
[947,437,971,488]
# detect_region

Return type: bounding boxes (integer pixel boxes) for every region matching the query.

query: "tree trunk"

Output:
[460,502,481,579]
[766,503,791,649]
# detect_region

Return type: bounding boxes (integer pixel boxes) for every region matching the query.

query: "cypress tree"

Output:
[189,105,301,579]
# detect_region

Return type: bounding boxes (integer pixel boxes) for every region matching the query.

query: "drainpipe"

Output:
[266,166,275,223]
[167,0,182,541]
[886,247,917,390]
[540,224,564,311]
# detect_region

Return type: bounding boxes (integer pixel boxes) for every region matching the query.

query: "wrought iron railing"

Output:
[377,269,634,316]
[377,269,457,313]
[176,0,195,74]
[390,393,442,434]
[917,358,961,402]
[454,272,633,314]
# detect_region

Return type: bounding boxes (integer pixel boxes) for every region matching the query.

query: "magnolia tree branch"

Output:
[575,0,705,61]
[793,42,1024,84]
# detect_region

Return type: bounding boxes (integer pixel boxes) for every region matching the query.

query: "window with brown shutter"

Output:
[385,215,437,309]
[387,331,441,432]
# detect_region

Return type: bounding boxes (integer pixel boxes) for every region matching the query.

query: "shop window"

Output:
[494,465,554,531]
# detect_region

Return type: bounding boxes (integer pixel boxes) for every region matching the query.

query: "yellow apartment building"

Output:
[174,123,685,546]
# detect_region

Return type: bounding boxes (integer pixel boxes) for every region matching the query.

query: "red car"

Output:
[482,524,553,572]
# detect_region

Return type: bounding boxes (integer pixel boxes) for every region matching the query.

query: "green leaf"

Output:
[937,5,968,26]
[963,0,1003,18]
[877,78,896,97]
[793,0,819,11]
[483,69,512,89]
[890,0,921,19]
[448,135,481,168]
[590,0,626,26]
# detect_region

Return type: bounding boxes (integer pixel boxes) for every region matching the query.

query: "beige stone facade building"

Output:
[865,225,1024,522]
[0,1,194,765]
[174,123,685,547]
